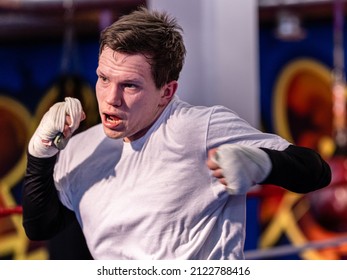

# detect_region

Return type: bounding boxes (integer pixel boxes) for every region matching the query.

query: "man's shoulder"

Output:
[171,97,216,119]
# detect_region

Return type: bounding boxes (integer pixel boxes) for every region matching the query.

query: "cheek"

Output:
[95,85,106,103]
[138,94,160,110]
[127,96,158,119]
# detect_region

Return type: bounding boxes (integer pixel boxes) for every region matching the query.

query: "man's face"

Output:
[96,47,175,142]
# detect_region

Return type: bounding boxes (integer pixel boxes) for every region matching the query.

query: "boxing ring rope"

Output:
[245,235,347,259]
[0,206,23,218]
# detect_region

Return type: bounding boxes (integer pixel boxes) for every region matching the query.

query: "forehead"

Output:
[98,47,152,76]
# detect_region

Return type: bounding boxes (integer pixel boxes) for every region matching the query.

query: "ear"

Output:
[159,81,178,106]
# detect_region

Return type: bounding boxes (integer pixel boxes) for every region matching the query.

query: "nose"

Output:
[105,83,123,107]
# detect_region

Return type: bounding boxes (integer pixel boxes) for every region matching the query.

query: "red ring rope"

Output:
[0,206,23,218]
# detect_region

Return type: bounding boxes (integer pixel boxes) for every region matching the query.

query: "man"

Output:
[22,7,331,259]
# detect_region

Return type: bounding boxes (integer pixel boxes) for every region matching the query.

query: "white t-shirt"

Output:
[54,96,290,259]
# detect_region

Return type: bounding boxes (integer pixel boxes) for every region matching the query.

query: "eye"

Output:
[123,83,137,89]
[122,83,140,93]
[96,71,108,83]
[99,75,108,82]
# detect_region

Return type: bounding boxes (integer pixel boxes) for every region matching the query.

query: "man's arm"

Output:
[22,153,75,240]
[260,145,331,193]
[207,144,331,195]
[22,97,85,240]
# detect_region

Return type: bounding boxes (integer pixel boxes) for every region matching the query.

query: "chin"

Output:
[103,126,123,140]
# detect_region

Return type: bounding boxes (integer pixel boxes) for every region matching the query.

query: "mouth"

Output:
[106,114,120,122]
[103,113,123,128]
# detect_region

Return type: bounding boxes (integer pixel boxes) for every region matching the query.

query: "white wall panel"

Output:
[148,0,259,127]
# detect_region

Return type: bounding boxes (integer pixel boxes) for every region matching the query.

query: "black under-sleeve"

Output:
[259,145,331,193]
[22,153,75,240]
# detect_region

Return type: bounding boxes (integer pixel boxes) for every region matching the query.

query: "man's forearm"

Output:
[22,153,74,240]
[260,145,331,193]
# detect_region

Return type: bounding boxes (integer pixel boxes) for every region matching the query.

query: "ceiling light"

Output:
[274,9,306,41]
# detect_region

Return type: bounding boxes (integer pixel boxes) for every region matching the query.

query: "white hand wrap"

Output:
[28,97,84,158]
[214,144,272,195]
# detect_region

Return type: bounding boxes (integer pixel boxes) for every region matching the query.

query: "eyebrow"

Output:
[95,68,144,83]
[121,78,143,85]
[95,68,103,75]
